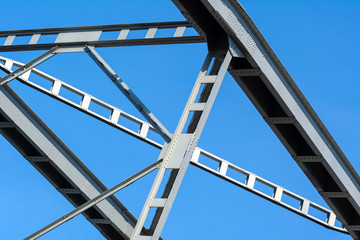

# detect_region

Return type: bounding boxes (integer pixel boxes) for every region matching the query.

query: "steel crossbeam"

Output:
[0,56,347,234]
[0,21,205,52]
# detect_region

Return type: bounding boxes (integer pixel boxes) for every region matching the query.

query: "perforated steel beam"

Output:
[0,21,205,52]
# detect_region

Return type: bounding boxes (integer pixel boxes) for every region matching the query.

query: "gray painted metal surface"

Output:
[0,21,205,52]
[0,56,347,234]
[131,51,233,239]
[84,46,172,143]
[25,161,162,240]
[0,85,139,239]
[0,1,358,239]
[0,46,58,86]
[172,0,360,238]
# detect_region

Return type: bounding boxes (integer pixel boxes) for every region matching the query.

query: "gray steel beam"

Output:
[25,160,162,240]
[0,46,58,86]
[0,21,205,52]
[131,51,233,240]
[84,46,171,143]
[191,148,347,233]
[0,56,162,148]
[172,0,360,238]
[0,56,347,234]
[0,85,140,239]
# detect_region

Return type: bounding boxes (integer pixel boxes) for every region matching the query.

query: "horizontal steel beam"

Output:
[0,21,205,52]
[0,21,196,36]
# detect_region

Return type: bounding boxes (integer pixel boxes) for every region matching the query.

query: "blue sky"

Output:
[0,0,359,239]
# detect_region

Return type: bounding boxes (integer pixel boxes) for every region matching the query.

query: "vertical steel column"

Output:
[131,51,233,240]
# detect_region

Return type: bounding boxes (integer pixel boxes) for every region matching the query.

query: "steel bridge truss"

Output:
[0,55,347,237]
[0,1,359,240]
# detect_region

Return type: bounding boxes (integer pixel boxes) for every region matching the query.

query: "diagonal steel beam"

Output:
[25,160,162,240]
[0,46,58,86]
[84,45,171,143]
[0,85,138,240]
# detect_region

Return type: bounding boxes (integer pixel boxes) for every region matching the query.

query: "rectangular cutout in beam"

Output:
[34,162,74,189]
[254,179,275,197]
[308,204,329,223]
[282,191,302,210]
[275,124,315,156]
[1,127,41,156]
[226,166,248,185]
[303,162,342,192]
[235,76,287,117]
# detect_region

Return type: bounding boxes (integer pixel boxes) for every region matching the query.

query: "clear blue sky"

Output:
[0,0,359,239]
